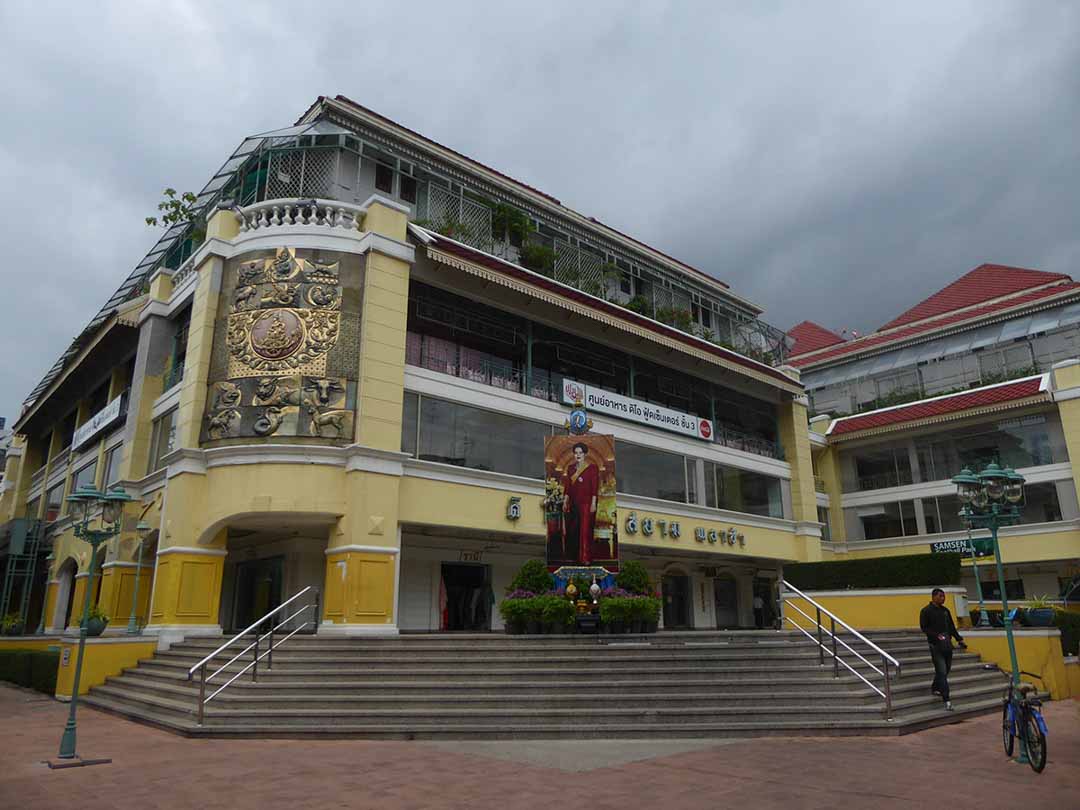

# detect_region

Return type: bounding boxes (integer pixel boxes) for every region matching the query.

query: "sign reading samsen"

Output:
[930,537,993,558]
[562,379,713,441]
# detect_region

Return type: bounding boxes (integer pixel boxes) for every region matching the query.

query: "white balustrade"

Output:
[235,199,365,233]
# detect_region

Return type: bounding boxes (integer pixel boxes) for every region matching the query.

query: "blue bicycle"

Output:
[998,667,1048,773]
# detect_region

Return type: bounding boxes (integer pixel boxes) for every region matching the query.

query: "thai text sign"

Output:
[562,379,713,440]
[73,395,124,450]
[930,538,993,557]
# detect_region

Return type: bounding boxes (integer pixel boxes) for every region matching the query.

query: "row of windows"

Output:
[26,444,123,523]
[405,281,783,458]
[841,412,1068,493]
[401,392,785,518]
[847,482,1064,541]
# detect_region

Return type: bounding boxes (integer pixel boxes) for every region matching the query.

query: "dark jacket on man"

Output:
[920,602,963,647]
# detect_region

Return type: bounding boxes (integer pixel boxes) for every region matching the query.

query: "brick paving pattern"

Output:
[1,684,1077,809]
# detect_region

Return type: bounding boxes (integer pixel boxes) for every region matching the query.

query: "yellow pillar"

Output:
[148,549,225,629]
[42,580,59,632]
[778,390,822,561]
[1052,361,1080,503]
[816,444,846,543]
[320,199,411,635]
[67,576,88,631]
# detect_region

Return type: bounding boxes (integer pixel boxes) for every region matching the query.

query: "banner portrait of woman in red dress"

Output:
[563,442,599,565]
[544,434,618,572]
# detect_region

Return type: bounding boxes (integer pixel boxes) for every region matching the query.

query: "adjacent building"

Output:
[792,265,1080,602]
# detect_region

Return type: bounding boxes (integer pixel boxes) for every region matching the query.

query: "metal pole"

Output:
[312,591,321,633]
[127,539,144,634]
[816,607,824,666]
[969,530,989,627]
[831,616,839,677]
[990,516,1021,683]
[57,538,102,759]
[882,656,893,719]
[252,623,259,683]
[197,663,206,726]
[267,620,274,671]
[989,511,1028,764]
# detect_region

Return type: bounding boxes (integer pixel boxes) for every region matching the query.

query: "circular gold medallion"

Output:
[250,310,304,360]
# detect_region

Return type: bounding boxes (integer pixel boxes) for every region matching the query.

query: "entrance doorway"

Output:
[231,556,283,631]
[662,574,691,629]
[440,563,492,631]
[754,577,777,629]
[714,575,740,628]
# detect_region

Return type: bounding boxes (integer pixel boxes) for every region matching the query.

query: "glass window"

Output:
[375,163,393,194]
[401,393,418,456]
[102,445,122,487]
[1019,482,1062,524]
[817,506,832,542]
[45,482,65,523]
[708,462,784,518]
[417,397,548,479]
[400,174,417,204]
[617,443,686,503]
[686,459,697,506]
[981,577,1025,601]
[25,497,40,520]
[148,409,177,473]
[72,460,97,493]
[847,443,912,491]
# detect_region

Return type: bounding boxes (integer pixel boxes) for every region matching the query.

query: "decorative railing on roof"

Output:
[235,199,365,233]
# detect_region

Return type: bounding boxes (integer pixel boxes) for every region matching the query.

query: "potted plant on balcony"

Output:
[85,605,109,637]
[1024,595,1056,627]
[2,612,24,636]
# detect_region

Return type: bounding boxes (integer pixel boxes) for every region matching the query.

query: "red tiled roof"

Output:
[880,264,1071,331]
[789,281,1080,368]
[788,321,845,356]
[416,228,799,390]
[828,376,1046,437]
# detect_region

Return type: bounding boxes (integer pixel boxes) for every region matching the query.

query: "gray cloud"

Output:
[2,1,1078,422]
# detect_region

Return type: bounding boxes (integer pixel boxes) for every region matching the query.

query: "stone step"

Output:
[82,692,1003,740]
[86,682,1002,728]
[100,674,1004,713]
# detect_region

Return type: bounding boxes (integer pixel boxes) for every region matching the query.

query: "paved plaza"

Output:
[1,684,1077,809]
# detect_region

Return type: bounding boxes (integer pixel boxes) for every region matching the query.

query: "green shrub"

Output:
[784,553,962,591]
[1054,609,1080,656]
[538,595,576,627]
[508,560,553,595]
[519,243,556,275]
[599,597,632,625]
[615,561,652,595]
[0,649,58,694]
[498,598,530,627]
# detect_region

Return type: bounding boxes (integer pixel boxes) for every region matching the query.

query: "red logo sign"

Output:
[699,420,712,439]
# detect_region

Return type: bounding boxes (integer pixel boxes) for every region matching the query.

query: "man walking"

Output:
[919,588,966,710]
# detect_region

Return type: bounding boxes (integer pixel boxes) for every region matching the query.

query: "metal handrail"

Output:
[780,579,901,719]
[186,585,320,726]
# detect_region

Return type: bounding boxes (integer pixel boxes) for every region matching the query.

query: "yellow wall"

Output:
[149,551,224,626]
[54,638,157,699]
[0,638,63,652]
[1065,659,1080,698]
[322,549,396,626]
[783,588,965,630]
[96,565,154,626]
[963,629,1071,699]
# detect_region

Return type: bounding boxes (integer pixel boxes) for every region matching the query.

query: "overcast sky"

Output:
[2,1,1079,424]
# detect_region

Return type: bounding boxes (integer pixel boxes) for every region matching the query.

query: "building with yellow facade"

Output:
[0,96,830,648]
[792,264,1080,609]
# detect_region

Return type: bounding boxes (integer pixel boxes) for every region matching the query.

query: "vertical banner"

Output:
[544,434,619,573]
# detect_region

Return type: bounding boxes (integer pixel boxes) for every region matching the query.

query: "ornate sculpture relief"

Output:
[204,246,357,444]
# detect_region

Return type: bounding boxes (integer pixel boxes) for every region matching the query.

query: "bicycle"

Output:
[993,665,1048,773]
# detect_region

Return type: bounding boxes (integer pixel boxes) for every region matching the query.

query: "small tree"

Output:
[508,559,554,594]
[145,188,199,228]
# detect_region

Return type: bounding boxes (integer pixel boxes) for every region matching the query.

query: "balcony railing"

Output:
[855,470,914,491]
[235,199,365,233]
[164,360,185,393]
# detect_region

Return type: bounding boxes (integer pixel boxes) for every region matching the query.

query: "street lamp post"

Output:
[952,462,1027,761]
[57,484,133,761]
[126,522,151,635]
[967,529,990,627]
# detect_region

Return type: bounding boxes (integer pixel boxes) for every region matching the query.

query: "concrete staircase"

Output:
[81,630,1007,739]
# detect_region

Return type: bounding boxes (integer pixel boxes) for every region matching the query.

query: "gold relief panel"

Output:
[201,377,357,442]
